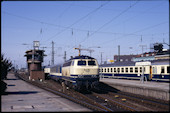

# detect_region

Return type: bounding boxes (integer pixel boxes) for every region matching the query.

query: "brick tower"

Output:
[24,41,46,81]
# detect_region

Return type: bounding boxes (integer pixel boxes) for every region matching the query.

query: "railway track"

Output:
[107,91,169,111]
[16,73,113,111]
[93,82,170,111]
[16,72,169,112]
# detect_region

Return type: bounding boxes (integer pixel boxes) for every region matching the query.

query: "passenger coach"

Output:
[99,60,169,82]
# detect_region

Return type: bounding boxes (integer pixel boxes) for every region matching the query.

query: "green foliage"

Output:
[1,54,13,80]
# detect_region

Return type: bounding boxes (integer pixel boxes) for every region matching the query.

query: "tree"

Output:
[1,54,13,94]
[154,43,163,53]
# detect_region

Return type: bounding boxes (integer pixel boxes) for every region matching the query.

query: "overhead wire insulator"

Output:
[40,28,42,34]
[72,29,73,36]
[87,31,89,37]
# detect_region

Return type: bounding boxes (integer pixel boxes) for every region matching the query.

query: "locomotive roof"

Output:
[69,55,95,60]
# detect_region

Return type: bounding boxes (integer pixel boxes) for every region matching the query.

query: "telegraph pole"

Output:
[64,51,66,62]
[100,52,103,65]
[139,45,147,56]
[118,45,120,62]
[51,41,54,65]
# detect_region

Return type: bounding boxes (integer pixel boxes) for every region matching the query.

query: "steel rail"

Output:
[15,73,112,111]
[92,93,138,111]
[108,91,169,111]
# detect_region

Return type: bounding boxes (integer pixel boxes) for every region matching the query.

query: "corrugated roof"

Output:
[151,59,170,65]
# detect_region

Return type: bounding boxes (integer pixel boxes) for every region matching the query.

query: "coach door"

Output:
[150,66,152,80]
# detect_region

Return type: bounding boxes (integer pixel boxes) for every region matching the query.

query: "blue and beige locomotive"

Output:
[44,55,99,90]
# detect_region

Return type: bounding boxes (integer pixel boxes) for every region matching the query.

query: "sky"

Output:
[1,0,169,69]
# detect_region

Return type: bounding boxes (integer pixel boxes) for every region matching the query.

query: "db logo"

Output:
[84,69,90,72]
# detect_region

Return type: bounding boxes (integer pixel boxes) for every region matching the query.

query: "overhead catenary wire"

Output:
[97,21,168,47]
[65,0,169,57]
[2,1,110,44]
[111,0,167,29]
[78,0,139,45]
[43,1,110,43]
[3,10,167,41]
[3,9,168,54]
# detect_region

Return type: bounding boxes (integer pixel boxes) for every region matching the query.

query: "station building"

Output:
[113,49,169,63]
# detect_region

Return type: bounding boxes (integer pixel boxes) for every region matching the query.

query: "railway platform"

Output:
[1,73,91,112]
[100,78,169,101]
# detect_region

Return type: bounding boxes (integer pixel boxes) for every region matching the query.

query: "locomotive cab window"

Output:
[78,60,86,66]
[88,61,96,66]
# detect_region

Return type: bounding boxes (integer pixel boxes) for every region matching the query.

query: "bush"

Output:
[1,54,13,80]
[1,54,13,93]
[1,81,7,94]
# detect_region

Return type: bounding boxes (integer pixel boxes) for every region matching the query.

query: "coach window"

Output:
[108,68,110,72]
[102,68,103,72]
[161,67,165,73]
[63,61,71,67]
[117,68,120,73]
[68,61,72,66]
[167,66,170,73]
[78,60,86,66]
[111,68,113,72]
[140,67,142,73]
[126,68,128,73]
[122,68,124,73]
[105,68,107,72]
[114,68,116,72]
[153,67,157,74]
[130,67,133,73]
[135,67,138,73]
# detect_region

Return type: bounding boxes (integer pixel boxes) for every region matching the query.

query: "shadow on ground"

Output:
[2,91,38,95]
